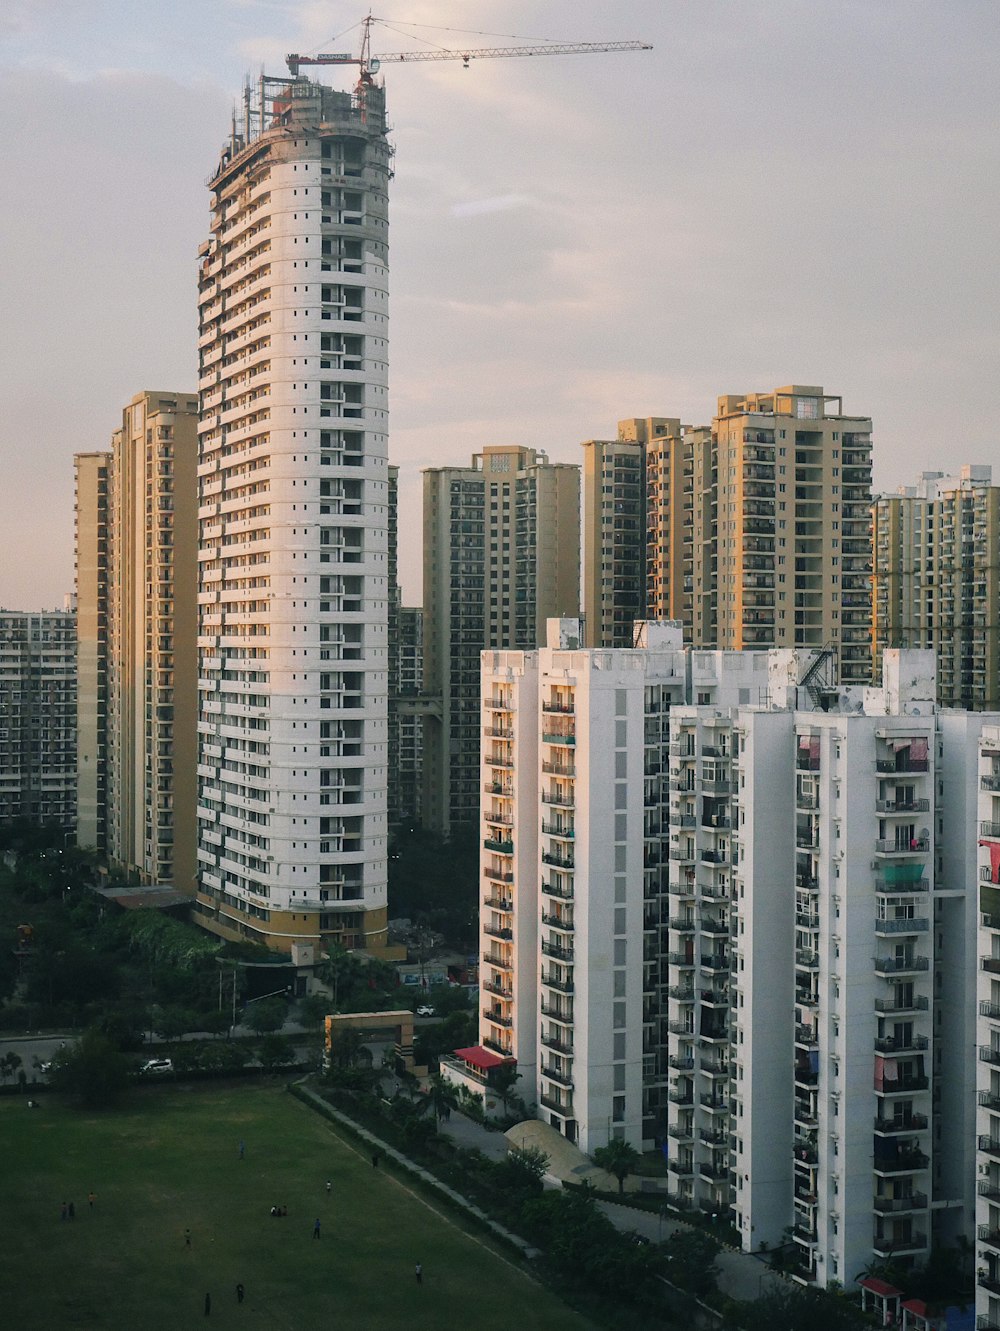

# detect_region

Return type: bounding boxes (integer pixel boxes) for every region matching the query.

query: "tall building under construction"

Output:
[194,74,392,953]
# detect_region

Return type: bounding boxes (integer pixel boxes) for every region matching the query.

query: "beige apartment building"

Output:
[582,419,670,648]
[422,446,579,833]
[582,390,873,682]
[74,452,110,851]
[644,419,713,641]
[873,465,1000,709]
[194,74,392,954]
[74,391,199,890]
[712,385,873,682]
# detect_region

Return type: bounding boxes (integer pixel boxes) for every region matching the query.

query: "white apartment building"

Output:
[667,650,987,1288]
[0,610,76,828]
[976,727,1000,1331]
[461,620,771,1151]
[194,74,392,953]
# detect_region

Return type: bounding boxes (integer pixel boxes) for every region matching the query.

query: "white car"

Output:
[140,1058,174,1075]
[415,1005,436,1018]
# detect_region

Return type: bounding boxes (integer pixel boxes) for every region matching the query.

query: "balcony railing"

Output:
[876,916,929,935]
[872,1192,927,1213]
[874,994,928,1013]
[876,798,930,814]
[541,939,574,962]
[875,837,930,855]
[541,880,573,901]
[873,955,929,974]
[874,1151,929,1174]
[875,1034,929,1054]
[541,972,573,994]
[483,1008,513,1028]
[875,1113,928,1134]
[541,1063,574,1088]
[539,1092,572,1115]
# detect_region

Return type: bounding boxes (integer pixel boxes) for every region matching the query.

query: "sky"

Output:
[0,0,997,609]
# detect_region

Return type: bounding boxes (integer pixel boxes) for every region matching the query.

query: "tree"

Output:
[0,1051,22,1084]
[420,1071,459,1122]
[665,1228,721,1299]
[257,1034,296,1075]
[593,1137,642,1195]
[490,1062,521,1115]
[49,1030,130,1109]
[243,996,287,1035]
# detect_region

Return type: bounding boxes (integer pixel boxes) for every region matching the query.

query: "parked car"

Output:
[415,1005,436,1018]
[140,1058,174,1076]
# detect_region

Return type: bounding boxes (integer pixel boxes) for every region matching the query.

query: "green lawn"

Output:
[0,1083,591,1328]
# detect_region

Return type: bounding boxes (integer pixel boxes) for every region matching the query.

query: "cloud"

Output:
[451,193,534,218]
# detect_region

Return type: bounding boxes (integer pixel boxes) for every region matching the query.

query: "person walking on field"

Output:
[313,1217,321,1239]
[236,1283,244,1304]
[415,1262,423,1285]
[204,1292,211,1317]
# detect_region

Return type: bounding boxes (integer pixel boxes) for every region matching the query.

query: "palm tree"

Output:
[593,1137,642,1194]
[490,1062,521,1116]
[421,1072,460,1122]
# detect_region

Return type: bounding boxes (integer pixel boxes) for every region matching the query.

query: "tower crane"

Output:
[286,15,652,83]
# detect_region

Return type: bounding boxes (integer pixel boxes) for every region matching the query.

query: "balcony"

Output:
[541,761,575,777]
[872,1192,927,1213]
[541,822,574,840]
[873,955,928,975]
[483,865,514,884]
[795,948,819,970]
[669,916,696,933]
[667,1123,694,1141]
[483,895,513,912]
[875,837,930,856]
[541,972,573,994]
[875,1114,928,1134]
[542,790,575,809]
[542,731,575,747]
[539,1092,572,1115]
[540,1031,574,1055]
[874,994,928,1014]
[795,1025,818,1047]
[541,1063,573,1089]
[877,1075,929,1093]
[875,1034,929,1054]
[541,880,573,901]
[483,1008,513,1029]
[876,798,930,814]
[876,916,929,935]
[541,850,574,870]
[668,1055,695,1071]
[542,700,575,715]
[542,939,574,962]
[482,979,512,999]
[668,1085,694,1105]
[876,758,929,774]
[483,924,513,942]
[483,837,514,855]
[874,1150,930,1175]
[668,1159,694,1177]
[542,912,573,933]
[982,1046,1000,1067]
[874,1231,927,1256]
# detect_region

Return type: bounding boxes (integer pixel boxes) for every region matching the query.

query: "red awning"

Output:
[901,1299,928,1315]
[453,1045,511,1071]
[860,1276,903,1298]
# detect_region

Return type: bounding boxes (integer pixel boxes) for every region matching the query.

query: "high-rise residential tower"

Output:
[711,385,873,682]
[873,465,1000,710]
[583,390,874,683]
[581,418,670,648]
[74,451,110,852]
[194,75,392,953]
[74,391,199,887]
[422,446,579,834]
[0,610,76,828]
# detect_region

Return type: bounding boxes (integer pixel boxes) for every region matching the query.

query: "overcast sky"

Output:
[1,0,997,609]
